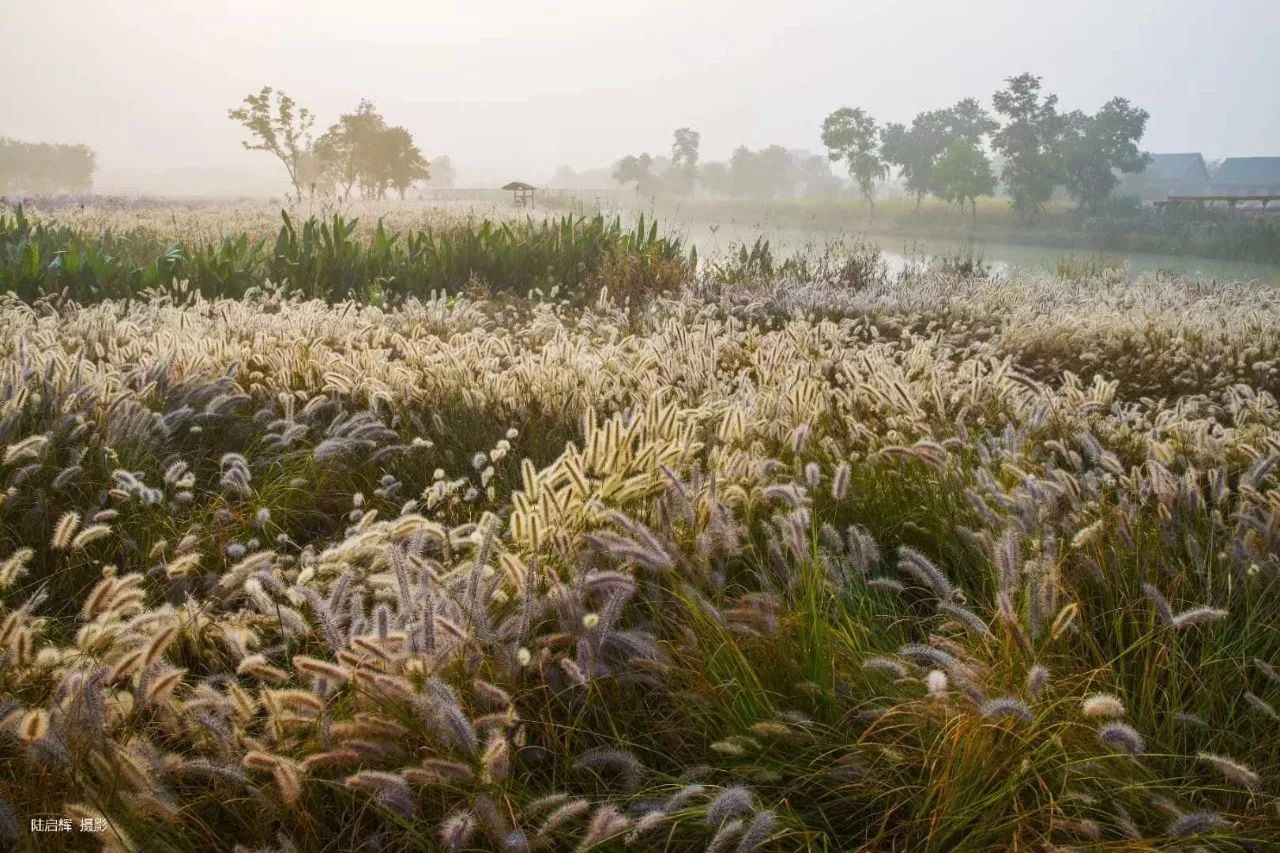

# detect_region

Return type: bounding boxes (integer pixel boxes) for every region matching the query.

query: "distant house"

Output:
[1209,157,1280,197]
[1124,153,1209,202]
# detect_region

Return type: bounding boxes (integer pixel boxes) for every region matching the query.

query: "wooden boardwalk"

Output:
[417,188,630,207]
[1156,194,1279,208]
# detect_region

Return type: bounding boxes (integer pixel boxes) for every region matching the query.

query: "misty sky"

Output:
[3,0,1277,192]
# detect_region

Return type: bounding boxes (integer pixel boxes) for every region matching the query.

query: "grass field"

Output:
[0,203,1278,851]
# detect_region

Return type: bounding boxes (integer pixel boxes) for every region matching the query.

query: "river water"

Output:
[676,222,1280,283]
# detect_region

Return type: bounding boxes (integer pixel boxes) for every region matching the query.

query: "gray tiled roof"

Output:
[1212,157,1280,188]
[1146,153,1207,182]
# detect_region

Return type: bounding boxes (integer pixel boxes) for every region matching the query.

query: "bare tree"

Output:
[228,86,314,202]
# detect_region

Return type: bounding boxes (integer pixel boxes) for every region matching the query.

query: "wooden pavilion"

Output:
[502,181,536,207]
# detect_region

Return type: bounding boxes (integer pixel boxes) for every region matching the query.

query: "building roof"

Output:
[1145,153,1208,182]
[1212,157,1280,188]
[502,181,536,191]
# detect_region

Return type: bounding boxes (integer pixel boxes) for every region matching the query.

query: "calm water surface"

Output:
[676,222,1280,283]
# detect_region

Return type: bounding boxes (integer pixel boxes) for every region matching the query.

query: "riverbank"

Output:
[554,196,1280,265]
[681,223,1280,284]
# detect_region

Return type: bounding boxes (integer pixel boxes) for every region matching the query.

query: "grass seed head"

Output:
[1081,693,1126,719]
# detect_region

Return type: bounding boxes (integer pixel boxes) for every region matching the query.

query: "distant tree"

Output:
[821,107,886,217]
[880,117,943,209]
[0,138,96,194]
[1060,98,1151,212]
[0,140,17,193]
[379,127,430,199]
[942,97,999,146]
[313,99,383,200]
[613,153,656,193]
[62,144,95,193]
[550,165,577,188]
[795,153,842,198]
[727,147,756,197]
[295,149,331,197]
[991,73,1065,219]
[697,161,733,196]
[428,155,456,188]
[727,145,799,199]
[931,138,996,224]
[228,86,314,202]
[549,164,616,189]
[670,127,701,195]
[362,125,395,199]
[696,148,835,199]
[881,100,996,210]
[311,100,428,200]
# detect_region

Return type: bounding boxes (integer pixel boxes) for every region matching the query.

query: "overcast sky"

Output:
[3,0,1277,192]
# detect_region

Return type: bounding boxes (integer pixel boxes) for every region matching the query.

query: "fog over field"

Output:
[2,0,1277,193]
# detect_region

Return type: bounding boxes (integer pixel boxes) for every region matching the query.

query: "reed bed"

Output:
[0,204,688,304]
[0,246,1278,850]
[8,197,535,243]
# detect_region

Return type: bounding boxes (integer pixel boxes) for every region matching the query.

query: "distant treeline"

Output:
[229,89,456,202]
[607,138,844,202]
[0,138,96,194]
[607,74,1155,222]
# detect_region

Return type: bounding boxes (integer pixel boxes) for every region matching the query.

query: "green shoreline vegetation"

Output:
[0,206,690,305]
[5,200,1277,318]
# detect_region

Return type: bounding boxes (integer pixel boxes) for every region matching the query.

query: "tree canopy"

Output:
[426,155,457,189]
[879,118,941,207]
[695,146,838,200]
[0,138,96,194]
[730,145,799,200]
[931,138,997,222]
[612,153,658,194]
[1060,98,1152,212]
[821,107,886,216]
[312,100,429,200]
[991,73,1065,219]
[228,87,314,202]
[669,127,701,195]
[880,98,999,209]
[230,89,430,201]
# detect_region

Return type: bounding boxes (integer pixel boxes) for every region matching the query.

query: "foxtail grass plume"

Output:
[1081,693,1125,719]
[705,787,754,825]
[1098,722,1145,755]
[1197,752,1260,788]
[980,697,1033,723]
